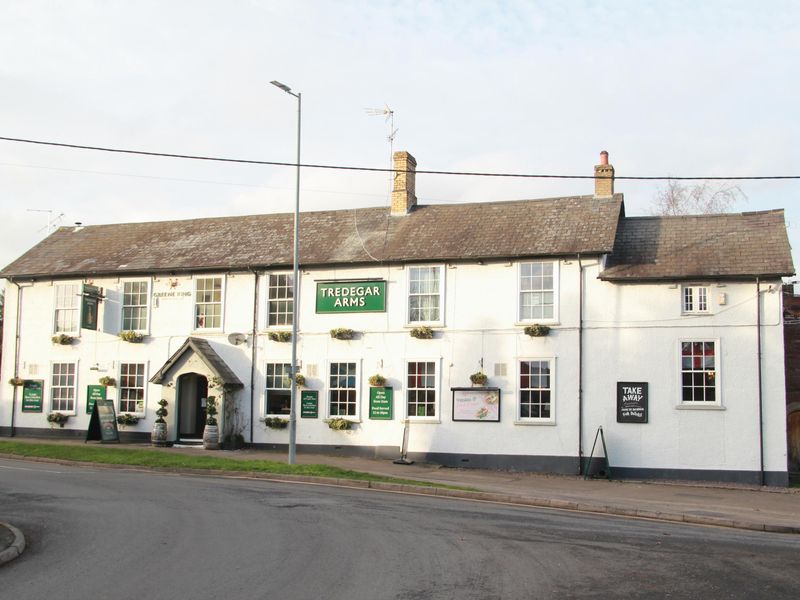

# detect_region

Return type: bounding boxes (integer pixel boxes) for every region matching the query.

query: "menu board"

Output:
[452,388,501,422]
[86,385,107,414]
[86,398,120,443]
[300,390,318,418]
[21,380,44,412]
[369,387,393,420]
[617,382,648,423]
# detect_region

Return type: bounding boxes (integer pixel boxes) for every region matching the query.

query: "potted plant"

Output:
[368,374,387,387]
[203,396,220,450]
[119,330,145,343]
[51,334,75,345]
[524,324,551,337]
[410,326,434,339]
[326,417,354,431]
[469,371,489,386]
[8,377,24,387]
[152,399,169,446]
[268,331,292,342]
[116,413,140,428]
[47,412,70,428]
[330,328,355,340]
[98,376,116,387]
[263,417,289,429]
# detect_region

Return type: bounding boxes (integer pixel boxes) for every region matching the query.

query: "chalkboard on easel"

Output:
[86,398,120,443]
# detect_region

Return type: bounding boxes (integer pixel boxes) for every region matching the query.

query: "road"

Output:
[1,457,798,599]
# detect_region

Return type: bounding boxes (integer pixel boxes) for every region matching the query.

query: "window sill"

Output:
[514,420,556,426]
[405,323,444,329]
[675,404,725,411]
[406,418,441,424]
[515,321,560,327]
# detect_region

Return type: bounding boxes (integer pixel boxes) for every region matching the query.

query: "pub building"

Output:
[1,151,794,485]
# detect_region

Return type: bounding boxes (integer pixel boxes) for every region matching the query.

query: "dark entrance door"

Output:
[178,373,208,439]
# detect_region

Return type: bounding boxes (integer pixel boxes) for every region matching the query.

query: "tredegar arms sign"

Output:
[316,280,386,313]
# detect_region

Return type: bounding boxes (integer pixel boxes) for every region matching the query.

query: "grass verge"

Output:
[0,441,473,491]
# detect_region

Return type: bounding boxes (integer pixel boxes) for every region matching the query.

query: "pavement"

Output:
[1,439,799,566]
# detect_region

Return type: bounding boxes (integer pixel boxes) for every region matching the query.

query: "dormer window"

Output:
[682,286,709,314]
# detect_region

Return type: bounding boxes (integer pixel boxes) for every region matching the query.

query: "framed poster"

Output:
[617,382,648,423]
[21,380,44,412]
[300,390,318,418]
[369,387,393,420]
[451,387,501,422]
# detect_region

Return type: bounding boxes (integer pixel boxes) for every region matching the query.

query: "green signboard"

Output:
[300,390,318,418]
[86,398,120,443]
[21,380,44,412]
[316,281,386,313]
[81,284,100,330]
[369,386,393,420]
[86,384,107,414]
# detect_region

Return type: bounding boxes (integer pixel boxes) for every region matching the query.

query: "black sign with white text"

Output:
[616,382,648,423]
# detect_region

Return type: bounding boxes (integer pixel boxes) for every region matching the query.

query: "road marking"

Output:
[0,463,66,474]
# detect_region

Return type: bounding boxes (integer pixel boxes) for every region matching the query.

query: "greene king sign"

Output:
[316,281,386,313]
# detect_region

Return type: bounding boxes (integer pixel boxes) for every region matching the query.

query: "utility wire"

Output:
[1,135,799,181]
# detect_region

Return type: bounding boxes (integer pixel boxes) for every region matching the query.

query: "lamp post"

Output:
[271,80,301,465]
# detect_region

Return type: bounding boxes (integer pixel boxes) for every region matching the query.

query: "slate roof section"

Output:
[0,195,623,279]
[149,337,244,387]
[601,209,794,281]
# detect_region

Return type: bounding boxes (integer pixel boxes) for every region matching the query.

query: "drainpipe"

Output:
[249,269,260,445]
[756,277,765,486]
[577,254,584,474]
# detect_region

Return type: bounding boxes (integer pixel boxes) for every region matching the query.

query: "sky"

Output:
[1,1,798,280]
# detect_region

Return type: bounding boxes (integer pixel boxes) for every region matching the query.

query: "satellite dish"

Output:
[227,332,247,346]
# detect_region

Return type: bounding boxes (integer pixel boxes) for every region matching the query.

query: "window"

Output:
[329,362,357,417]
[51,362,77,412]
[681,341,718,403]
[268,274,293,327]
[122,281,149,331]
[519,262,556,321]
[54,284,80,333]
[265,363,292,415]
[119,363,146,413]
[408,266,443,323]
[519,360,553,421]
[194,277,223,329]
[407,361,437,418]
[682,286,709,314]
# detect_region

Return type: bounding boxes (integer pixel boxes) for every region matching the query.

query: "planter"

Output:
[410,326,434,339]
[523,324,551,337]
[151,421,168,446]
[119,330,145,343]
[47,412,70,428]
[203,424,221,450]
[326,418,354,431]
[268,331,292,342]
[330,328,355,340]
[51,334,75,345]
[263,417,289,430]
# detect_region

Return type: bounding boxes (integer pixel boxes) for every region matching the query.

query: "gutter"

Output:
[249,269,260,444]
[577,254,584,474]
[756,277,765,486]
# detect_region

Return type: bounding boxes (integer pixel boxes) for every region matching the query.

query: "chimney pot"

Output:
[600,150,609,165]
[391,151,417,215]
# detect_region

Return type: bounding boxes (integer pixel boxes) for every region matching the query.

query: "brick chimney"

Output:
[391,151,417,215]
[594,150,614,197]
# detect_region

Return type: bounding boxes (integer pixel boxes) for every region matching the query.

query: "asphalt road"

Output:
[1,458,798,599]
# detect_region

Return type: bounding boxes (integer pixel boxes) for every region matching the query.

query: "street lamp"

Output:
[271,80,301,465]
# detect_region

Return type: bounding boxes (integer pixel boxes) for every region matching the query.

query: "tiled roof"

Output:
[149,337,244,387]
[0,195,623,278]
[601,209,794,281]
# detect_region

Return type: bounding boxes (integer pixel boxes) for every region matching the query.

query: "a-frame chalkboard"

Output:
[85,398,120,443]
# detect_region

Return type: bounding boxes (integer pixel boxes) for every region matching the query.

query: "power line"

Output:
[1,135,799,181]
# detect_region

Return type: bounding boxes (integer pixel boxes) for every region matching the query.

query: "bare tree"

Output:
[650,180,746,216]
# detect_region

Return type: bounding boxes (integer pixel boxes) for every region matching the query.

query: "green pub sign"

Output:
[369,386,393,420]
[81,284,101,330]
[316,280,386,313]
[86,385,107,414]
[300,390,318,419]
[21,380,44,412]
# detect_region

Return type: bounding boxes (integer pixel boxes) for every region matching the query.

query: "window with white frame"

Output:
[122,281,149,331]
[265,363,292,415]
[408,266,443,323]
[51,362,77,412]
[682,286,709,314]
[407,361,437,418]
[519,359,553,420]
[119,363,146,413]
[54,283,80,333]
[680,341,718,404]
[268,274,293,327]
[194,277,223,329]
[519,262,556,321]
[329,362,357,417]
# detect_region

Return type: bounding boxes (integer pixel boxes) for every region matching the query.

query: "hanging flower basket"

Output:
[268,331,292,342]
[368,374,387,387]
[523,324,551,337]
[8,377,25,387]
[469,371,489,386]
[330,328,355,340]
[119,330,145,343]
[98,376,117,387]
[410,326,434,339]
[294,373,305,387]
